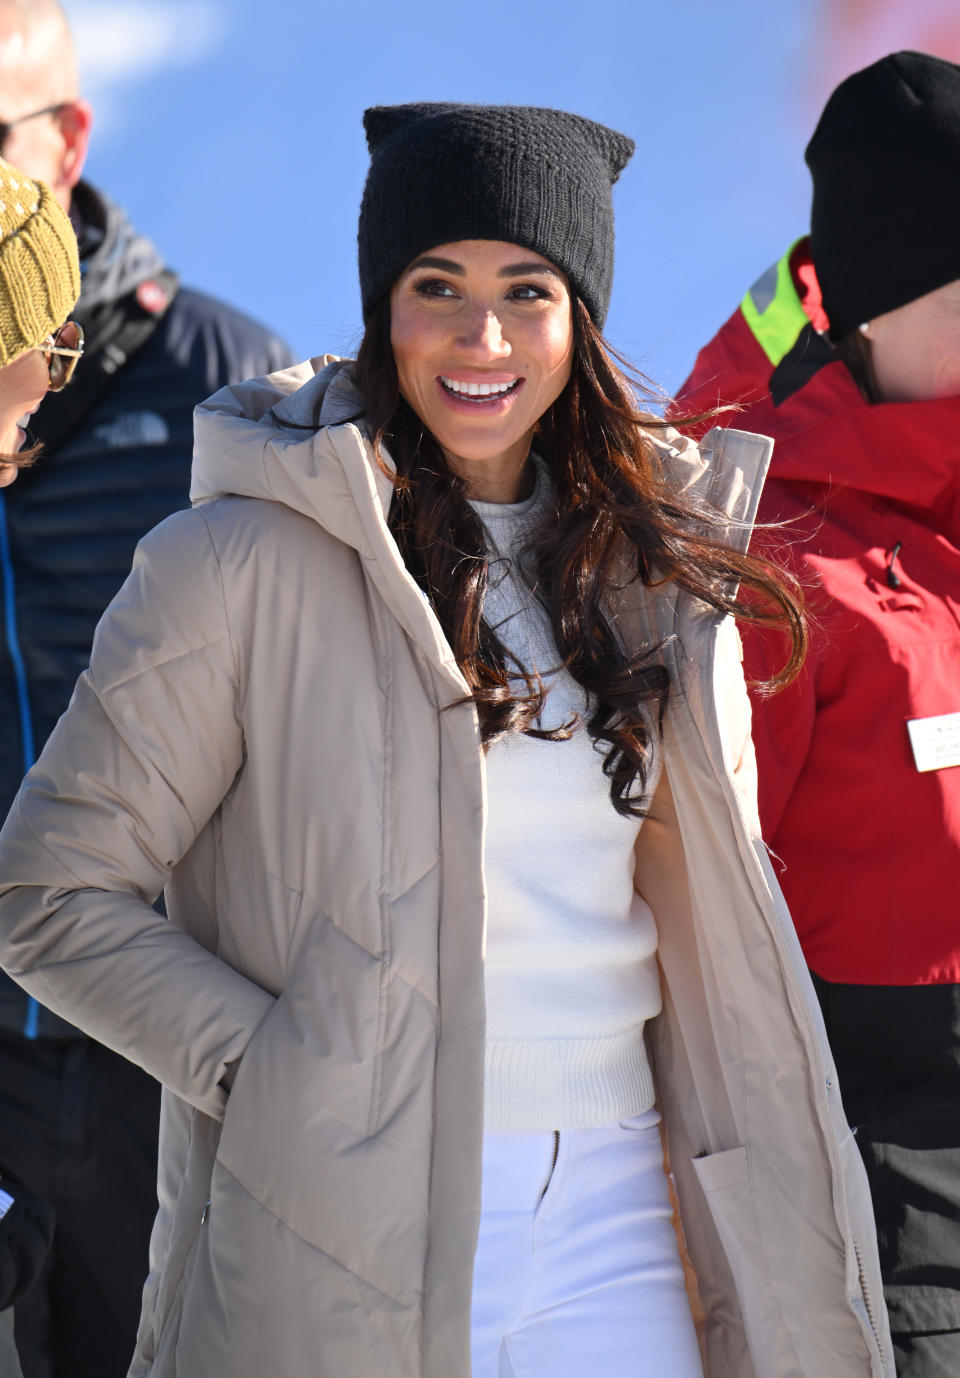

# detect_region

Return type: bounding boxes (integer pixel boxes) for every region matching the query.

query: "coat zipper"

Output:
[852,1235,883,1347]
[0,492,39,1037]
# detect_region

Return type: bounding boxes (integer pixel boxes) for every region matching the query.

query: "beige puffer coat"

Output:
[0,358,892,1378]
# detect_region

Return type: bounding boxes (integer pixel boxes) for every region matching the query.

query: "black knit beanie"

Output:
[358,102,634,328]
[806,50,960,339]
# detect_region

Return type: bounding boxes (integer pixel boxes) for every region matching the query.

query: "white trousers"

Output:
[470,1108,704,1378]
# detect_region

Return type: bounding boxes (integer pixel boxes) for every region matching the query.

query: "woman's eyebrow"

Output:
[499,262,565,280]
[406,255,465,275]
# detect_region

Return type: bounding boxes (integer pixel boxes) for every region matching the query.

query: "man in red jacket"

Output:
[681,50,960,1378]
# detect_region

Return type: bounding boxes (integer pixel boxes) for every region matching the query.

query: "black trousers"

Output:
[812,974,960,1378]
[0,1031,159,1378]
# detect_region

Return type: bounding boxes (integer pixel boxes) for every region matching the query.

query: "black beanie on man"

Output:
[358,103,634,329]
[806,50,960,339]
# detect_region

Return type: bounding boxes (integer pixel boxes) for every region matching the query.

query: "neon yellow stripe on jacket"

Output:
[740,238,808,367]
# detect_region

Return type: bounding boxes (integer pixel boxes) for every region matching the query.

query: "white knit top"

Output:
[469,466,662,1132]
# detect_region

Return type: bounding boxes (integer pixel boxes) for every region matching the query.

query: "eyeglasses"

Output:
[0,103,70,149]
[39,321,84,391]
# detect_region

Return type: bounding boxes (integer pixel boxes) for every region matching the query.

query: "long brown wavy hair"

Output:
[355,296,806,817]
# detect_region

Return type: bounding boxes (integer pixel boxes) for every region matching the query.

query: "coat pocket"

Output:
[691,1146,774,1372]
[691,1146,758,1298]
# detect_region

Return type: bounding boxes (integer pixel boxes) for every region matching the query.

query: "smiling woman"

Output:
[0,101,893,1378]
[389,240,574,502]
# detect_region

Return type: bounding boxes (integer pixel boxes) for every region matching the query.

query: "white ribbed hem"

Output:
[484,1024,656,1131]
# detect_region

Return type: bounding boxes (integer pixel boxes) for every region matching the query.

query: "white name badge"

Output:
[907,712,960,772]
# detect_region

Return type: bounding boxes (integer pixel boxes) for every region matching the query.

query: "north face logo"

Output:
[91,411,170,449]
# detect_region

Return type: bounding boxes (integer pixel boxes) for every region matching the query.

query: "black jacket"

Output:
[0,181,294,1037]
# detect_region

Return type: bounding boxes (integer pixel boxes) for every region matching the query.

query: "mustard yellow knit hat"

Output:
[0,156,80,368]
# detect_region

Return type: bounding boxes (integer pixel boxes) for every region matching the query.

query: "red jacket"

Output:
[680,239,960,985]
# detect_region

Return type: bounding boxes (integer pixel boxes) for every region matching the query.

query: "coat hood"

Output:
[680,238,960,534]
[192,355,388,552]
[193,356,469,697]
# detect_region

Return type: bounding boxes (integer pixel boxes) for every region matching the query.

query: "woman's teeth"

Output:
[439,376,520,399]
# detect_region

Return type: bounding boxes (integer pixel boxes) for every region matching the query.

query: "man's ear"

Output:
[55,99,92,192]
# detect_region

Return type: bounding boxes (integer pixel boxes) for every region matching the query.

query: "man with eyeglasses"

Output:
[0,4,294,1377]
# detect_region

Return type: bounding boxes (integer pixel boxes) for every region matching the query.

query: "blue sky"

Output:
[64,0,955,395]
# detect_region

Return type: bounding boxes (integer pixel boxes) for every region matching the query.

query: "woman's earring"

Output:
[858,322,871,336]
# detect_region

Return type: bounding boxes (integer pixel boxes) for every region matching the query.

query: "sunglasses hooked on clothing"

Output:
[39,321,83,391]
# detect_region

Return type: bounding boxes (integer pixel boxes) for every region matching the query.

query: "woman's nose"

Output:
[456,307,511,358]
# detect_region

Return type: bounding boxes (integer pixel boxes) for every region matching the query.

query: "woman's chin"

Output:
[0,423,25,455]
[432,424,536,473]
